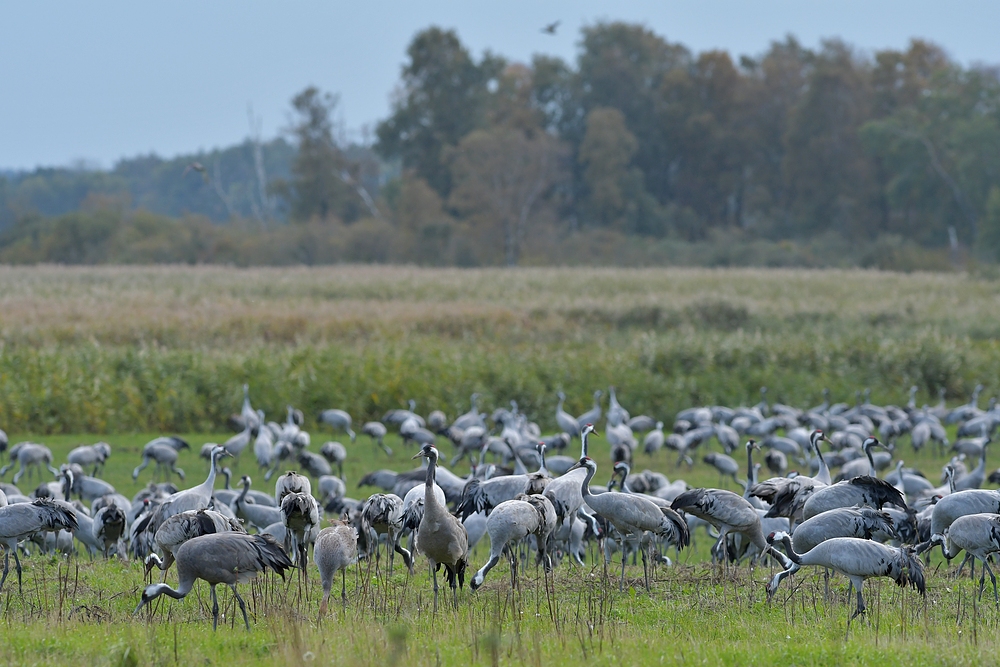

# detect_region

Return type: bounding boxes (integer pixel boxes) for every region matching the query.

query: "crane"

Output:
[570,455,689,590]
[0,498,78,592]
[765,531,925,619]
[134,532,293,630]
[470,494,557,590]
[411,444,468,611]
[315,519,359,616]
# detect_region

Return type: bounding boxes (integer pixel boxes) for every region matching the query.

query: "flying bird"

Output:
[541,20,560,35]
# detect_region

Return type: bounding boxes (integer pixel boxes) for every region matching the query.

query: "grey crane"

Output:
[139,446,232,537]
[791,507,896,554]
[145,508,244,577]
[0,443,60,484]
[275,470,312,505]
[571,455,689,590]
[427,410,449,434]
[68,471,116,503]
[915,489,1000,558]
[360,493,411,574]
[319,441,346,479]
[555,392,580,438]
[715,423,740,454]
[315,520,359,616]
[458,441,549,519]
[318,408,356,443]
[801,474,905,521]
[750,430,833,525]
[132,443,185,482]
[91,500,127,557]
[607,387,630,426]
[451,393,484,431]
[240,384,260,433]
[361,421,392,456]
[135,532,293,630]
[0,498,78,592]
[643,422,665,456]
[703,452,742,488]
[671,488,791,569]
[230,476,283,530]
[298,449,333,479]
[450,426,487,467]
[627,415,657,433]
[955,440,989,491]
[470,494,557,590]
[575,391,603,432]
[223,422,256,460]
[885,461,935,496]
[412,444,469,611]
[543,424,597,562]
[942,513,1000,602]
[766,532,925,619]
[254,420,274,471]
[281,491,321,571]
[67,442,111,477]
[765,449,787,475]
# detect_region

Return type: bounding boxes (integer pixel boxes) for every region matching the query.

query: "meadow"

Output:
[2,265,1000,665]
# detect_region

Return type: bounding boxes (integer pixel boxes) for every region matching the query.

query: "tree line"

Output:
[3,23,1000,268]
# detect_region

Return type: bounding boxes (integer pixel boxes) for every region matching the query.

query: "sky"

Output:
[3,1,1000,171]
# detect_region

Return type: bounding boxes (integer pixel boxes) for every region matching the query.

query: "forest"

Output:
[3,23,1000,268]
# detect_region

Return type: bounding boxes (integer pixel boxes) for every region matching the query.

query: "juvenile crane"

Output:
[315,519,359,616]
[470,493,557,590]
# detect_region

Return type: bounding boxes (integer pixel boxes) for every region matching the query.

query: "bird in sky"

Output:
[182,161,209,183]
[541,20,560,35]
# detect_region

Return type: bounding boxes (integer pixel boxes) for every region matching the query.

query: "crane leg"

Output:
[431,562,439,613]
[982,559,1000,605]
[0,549,8,592]
[850,583,866,620]
[979,558,988,601]
[13,548,22,595]
[641,542,650,591]
[210,585,220,631]
[619,535,627,592]
[231,585,250,630]
[341,569,348,607]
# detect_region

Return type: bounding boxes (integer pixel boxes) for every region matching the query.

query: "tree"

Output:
[449,128,566,266]
[578,108,637,227]
[376,28,504,198]
[277,87,360,223]
[979,186,1000,261]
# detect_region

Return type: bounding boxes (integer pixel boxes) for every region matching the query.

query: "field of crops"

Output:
[2,266,1000,666]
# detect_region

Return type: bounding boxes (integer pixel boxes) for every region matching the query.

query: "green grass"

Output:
[2,265,1000,433]
[0,428,999,665]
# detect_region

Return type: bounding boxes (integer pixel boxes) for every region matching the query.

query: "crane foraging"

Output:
[0,498,79,592]
[470,493,557,591]
[766,531,925,619]
[315,519,359,616]
[134,532,294,630]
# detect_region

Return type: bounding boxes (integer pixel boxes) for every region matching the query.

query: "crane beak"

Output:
[410,452,424,460]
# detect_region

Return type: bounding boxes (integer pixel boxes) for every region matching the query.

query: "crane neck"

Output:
[864,446,876,477]
[424,454,437,488]
[779,535,803,565]
[579,462,596,500]
[746,447,754,483]
[580,430,590,459]
[814,442,830,485]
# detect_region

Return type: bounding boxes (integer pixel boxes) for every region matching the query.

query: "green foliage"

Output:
[978,186,1000,261]
[275,87,363,223]
[376,27,504,198]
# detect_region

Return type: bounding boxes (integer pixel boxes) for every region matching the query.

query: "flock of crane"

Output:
[2,382,1000,626]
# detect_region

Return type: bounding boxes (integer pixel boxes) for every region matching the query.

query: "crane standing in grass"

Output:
[135,532,294,630]
[412,444,468,611]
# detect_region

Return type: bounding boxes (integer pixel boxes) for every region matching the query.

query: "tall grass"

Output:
[1,265,998,433]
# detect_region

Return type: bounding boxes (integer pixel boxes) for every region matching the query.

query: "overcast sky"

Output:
[3,1,999,171]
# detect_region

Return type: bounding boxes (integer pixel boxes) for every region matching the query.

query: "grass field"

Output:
[2,265,1000,665]
[0,425,997,667]
[2,265,1000,434]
